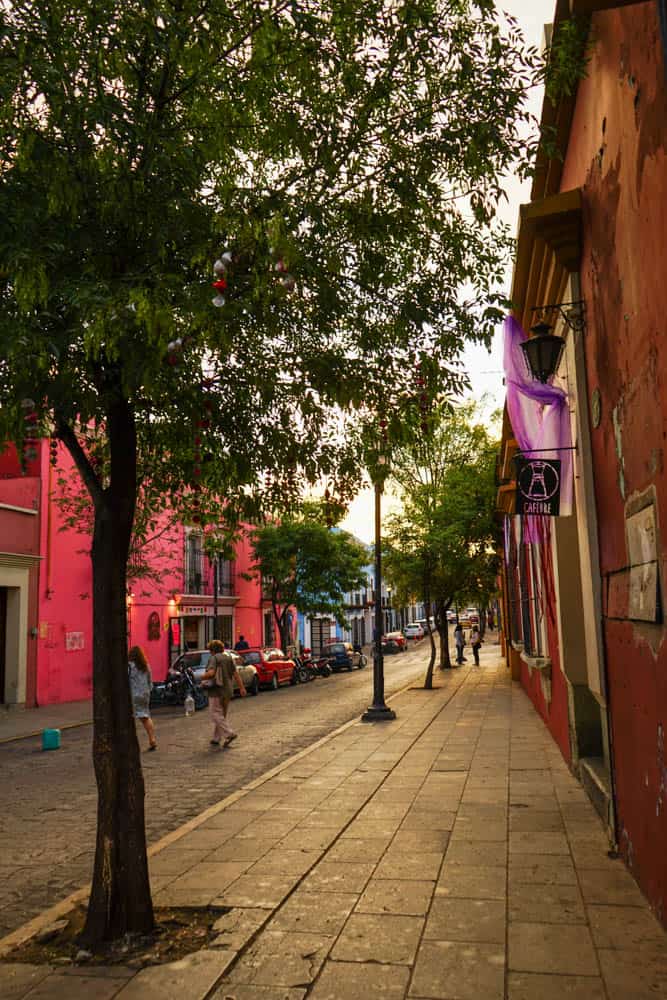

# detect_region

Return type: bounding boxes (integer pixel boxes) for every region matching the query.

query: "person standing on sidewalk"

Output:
[470,625,482,666]
[201,639,246,749]
[454,623,466,665]
[128,645,157,751]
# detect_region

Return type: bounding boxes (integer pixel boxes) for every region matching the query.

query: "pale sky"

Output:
[341,0,555,544]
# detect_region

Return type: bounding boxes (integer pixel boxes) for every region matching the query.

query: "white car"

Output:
[403,623,425,640]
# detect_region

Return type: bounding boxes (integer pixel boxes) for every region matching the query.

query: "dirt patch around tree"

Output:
[2,903,232,969]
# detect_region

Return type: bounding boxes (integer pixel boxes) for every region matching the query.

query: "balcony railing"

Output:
[184,549,235,597]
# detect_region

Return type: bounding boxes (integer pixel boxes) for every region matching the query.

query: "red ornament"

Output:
[212,278,227,291]
[167,354,179,366]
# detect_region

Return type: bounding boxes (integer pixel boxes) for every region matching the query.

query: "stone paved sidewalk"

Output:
[2,649,666,1000]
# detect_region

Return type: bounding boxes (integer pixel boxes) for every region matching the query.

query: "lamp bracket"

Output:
[530,300,586,333]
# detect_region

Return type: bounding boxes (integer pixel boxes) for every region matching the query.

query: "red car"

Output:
[239,647,296,690]
[385,631,407,650]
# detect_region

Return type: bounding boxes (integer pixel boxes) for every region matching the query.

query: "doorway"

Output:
[0,588,7,704]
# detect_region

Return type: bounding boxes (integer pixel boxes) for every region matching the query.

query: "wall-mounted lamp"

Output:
[521,301,586,383]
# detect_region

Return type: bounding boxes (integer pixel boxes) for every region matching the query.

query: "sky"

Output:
[340,0,556,544]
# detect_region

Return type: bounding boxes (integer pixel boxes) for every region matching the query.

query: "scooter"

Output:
[150,664,208,710]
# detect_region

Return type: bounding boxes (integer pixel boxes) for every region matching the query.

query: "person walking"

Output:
[128,645,157,751]
[201,639,247,748]
[234,635,249,651]
[470,625,482,666]
[454,623,466,665]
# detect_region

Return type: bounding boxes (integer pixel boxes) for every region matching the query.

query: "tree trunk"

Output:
[435,600,452,669]
[78,400,153,947]
[423,596,436,690]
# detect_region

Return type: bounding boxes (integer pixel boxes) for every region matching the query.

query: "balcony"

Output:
[184,549,236,597]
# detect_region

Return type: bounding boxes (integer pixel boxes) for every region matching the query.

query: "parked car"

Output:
[320,641,367,671]
[239,647,296,689]
[168,649,260,696]
[381,636,403,655]
[466,608,480,624]
[446,610,458,623]
[385,631,407,650]
[403,623,425,640]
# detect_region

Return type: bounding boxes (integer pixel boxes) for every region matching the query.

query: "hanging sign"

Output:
[515,457,561,516]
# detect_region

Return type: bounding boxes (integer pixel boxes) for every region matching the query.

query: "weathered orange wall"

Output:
[560,3,667,920]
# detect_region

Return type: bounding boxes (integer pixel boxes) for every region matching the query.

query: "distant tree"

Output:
[250,517,368,650]
[385,403,499,687]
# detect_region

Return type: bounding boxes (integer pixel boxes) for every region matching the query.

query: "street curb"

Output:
[0,660,432,958]
[0,719,93,746]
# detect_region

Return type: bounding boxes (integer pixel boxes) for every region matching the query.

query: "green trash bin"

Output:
[42,728,61,751]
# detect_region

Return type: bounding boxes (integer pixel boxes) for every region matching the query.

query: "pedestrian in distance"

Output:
[128,645,157,751]
[201,639,247,748]
[234,634,249,651]
[454,623,466,665]
[470,625,482,666]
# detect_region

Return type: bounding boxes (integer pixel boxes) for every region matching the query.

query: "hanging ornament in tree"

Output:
[212,249,233,307]
[49,436,58,467]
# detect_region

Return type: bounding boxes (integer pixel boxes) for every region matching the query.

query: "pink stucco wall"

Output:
[28,442,266,701]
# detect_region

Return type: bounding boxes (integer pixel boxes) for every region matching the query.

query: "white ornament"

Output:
[221,251,233,265]
[280,274,296,291]
[175,338,183,348]
[212,295,225,308]
[213,259,226,274]
[20,398,36,410]
[167,340,177,351]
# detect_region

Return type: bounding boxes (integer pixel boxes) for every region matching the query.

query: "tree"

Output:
[0,1,534,944]
[250,518,368,649]
[385,403,499,687]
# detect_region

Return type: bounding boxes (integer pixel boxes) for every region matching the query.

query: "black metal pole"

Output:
[213,555,219,640]
[362,480,396,722]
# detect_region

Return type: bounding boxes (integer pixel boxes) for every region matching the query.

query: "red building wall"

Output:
[559,4,667,919]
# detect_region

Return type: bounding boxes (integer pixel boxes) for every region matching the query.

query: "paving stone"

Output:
[508,882,586,923]
[577,866,648,906]
[391,829,450,853]
[325,838,389,864]
[309,960,410,999]
[598,946,667,1000]
[588,904,667,950]
[165,861,250,893]
[356,878,434,915]
[212,986,305,1000]
[11,974,129,999]
[445,838,507,867]
[374,849,442,881]
[399,810,457,831]
[269,891,357,935]
[224,930,333,988]
[507,971,606,998]
[424,896,506,943]
[453,817,508,842]
[213,840,272,863]
[276,828,340,852]
[508,922,598,976]
[409,939,505,999]
[215,873,299,909]
[301,861,374,894]
[510,810,565,833]
[149,848,209,876]
[436,863,506,899]
[340,820,401,840]
[248,850,321,877]
[332,912,424,964]
[210,906,269,950]
[509,832,570,855]
[114,949,234,999]
[509,853,578,886]
[0,964,53,1000]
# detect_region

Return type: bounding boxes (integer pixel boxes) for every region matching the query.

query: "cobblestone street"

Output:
[0,644,429,939]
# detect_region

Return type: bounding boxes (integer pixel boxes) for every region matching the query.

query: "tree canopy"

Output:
[251,518,369,648]
[0,0,534,945]
[384,402,499,686]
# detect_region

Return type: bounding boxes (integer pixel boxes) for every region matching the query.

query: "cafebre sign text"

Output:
[515,458,561,516]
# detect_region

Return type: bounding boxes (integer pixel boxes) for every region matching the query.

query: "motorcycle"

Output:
[150,664,208,710]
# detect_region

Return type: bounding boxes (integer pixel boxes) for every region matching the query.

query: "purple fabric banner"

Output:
[503,315,573,525]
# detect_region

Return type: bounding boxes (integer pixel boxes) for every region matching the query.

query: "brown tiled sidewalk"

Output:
[2,650,666,999]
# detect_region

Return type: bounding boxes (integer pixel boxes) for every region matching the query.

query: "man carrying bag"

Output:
[200,639,247,748]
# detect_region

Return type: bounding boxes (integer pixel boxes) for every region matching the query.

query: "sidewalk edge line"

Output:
[0,666,432,957]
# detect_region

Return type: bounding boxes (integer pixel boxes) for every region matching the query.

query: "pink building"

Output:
[0,440,268,706]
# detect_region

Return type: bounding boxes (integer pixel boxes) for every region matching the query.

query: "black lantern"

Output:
[520,321,566,383]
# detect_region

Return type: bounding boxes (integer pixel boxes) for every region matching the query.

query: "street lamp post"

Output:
[362,475,396,723]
